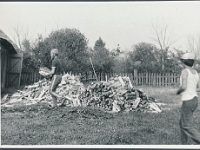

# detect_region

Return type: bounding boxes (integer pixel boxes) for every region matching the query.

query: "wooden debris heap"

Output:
[1,73,85,107]
[1,74,162,113]
[80,75,162,113]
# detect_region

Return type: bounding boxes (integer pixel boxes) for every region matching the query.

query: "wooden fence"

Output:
[20,71,180,87]
[21,72,42,85]
[134,72,180,86]
[81,71,180,87]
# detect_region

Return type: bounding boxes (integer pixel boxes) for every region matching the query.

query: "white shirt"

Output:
[180,68,199,101]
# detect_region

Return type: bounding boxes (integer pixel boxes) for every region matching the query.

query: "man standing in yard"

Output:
[176,52,200,144]
[44,48,63,108]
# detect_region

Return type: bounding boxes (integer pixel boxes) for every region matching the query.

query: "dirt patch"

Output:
[1,102,114,120]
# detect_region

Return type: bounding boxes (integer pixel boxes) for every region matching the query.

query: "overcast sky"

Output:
[0,1,200,51]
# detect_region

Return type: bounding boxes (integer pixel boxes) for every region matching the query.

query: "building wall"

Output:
[1,43,8,89]
[6,53,23,88]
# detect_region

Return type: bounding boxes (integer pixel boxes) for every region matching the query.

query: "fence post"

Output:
[134,69,138,86]
[170,73,173,86]
[167,73,170,87]
[34,72,36,83]
[130,73,133,84]
[138,73,140,85]
[150,73,152,86]
[99,72,101,81]
[158,73,161,86]
[146,72,148,85]
[156,73,158,86]
[141,73,143,86]
[177,73,180,86]
[85,72,88,81]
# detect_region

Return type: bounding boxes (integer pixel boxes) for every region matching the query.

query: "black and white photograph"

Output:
[1,1,200,148]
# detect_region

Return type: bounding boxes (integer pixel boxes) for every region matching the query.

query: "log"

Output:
[1,94,9,104]
[118,76,125,87]
[112,100,121,112]
[38,89,48,98]
[132,97,140,109]
[27,84,39,89]
[148,102,162,113]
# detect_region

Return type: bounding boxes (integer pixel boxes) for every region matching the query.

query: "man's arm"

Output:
[44,60,56,76]
[176,69,188,95]
[45,67,55,76]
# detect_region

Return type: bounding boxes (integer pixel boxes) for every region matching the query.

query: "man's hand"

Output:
[176,87,185,95]
[176,90,181,95]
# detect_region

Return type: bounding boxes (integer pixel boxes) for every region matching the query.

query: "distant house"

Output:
[0,29,23,89]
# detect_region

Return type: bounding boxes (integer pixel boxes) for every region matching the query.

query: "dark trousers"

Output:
[49,74,62,107]
[179,96,200,144]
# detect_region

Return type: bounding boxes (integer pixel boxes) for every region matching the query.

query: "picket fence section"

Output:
[21,72,41,85]
[20,71,180,87]
[135,72,180,86]
[20,72,81,85]
[81,71,180,87]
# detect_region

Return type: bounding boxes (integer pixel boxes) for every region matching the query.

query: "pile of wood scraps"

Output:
[1,73,85,107]
[1,73,162,113]
[79,75,162,113]
[1,79,51,107]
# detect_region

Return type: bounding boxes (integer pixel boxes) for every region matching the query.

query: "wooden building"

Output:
[0,29,23,89]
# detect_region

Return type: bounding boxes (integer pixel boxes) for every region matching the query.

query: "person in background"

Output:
[44,48,63,108]
[176,52,200,144]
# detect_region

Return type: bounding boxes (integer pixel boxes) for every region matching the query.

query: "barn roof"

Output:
[0,29,20,54]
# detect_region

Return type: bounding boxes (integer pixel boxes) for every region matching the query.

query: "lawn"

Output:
[1,86,200,145]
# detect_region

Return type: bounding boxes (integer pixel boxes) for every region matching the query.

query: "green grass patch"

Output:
[1,86,200,145]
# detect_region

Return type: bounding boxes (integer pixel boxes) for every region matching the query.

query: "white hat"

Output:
[51,48,58,54]
[181,53,195,60]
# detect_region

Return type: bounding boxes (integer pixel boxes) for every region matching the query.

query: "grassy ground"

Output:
[1,86,200,145]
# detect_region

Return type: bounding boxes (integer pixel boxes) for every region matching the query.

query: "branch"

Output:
[151,21,179,51]
[10,23,22,49]
[162,23,169,49]
[151,24,163,50]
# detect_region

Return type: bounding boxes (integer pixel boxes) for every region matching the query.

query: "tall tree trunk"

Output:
[162,56,164,71]
[162,49,164,71]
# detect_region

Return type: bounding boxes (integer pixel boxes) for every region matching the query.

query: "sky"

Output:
[0,1,200,52]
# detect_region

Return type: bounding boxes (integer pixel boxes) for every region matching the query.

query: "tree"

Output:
[10,23,35,51]
[129,42,160,72]
[151,21,180,72]
[164,48,184,73]
[111,49,130,73]
[94,37,105,50]
[22,39,31,52]
[187,34,200,59]
[91,37,114,73]
[32,28,90,73]
[21,39,38,73]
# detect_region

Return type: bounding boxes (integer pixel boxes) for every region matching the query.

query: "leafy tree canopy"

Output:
[91,38,114,73]
[94,37,105,51]
[32,28,90,73]
[130,42,159,72]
